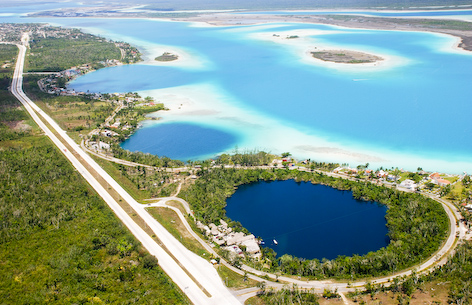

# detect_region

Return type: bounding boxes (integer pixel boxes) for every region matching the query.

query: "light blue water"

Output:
[226,180,389,260]
[2,5,472,171]
[67,20,472,165]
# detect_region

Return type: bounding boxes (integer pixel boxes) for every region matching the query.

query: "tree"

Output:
[257,281,267,295]
[393,168,401,182]
[440,185,452,197]
[425,182,436,190]
[142,254,158,269]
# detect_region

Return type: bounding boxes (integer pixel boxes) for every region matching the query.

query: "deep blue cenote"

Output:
[225,180,389,260]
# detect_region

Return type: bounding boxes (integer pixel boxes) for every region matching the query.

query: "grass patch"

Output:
[92,155,151,200]
[216,264,258,289]
[147,207,209,258]
[168,200,188,215]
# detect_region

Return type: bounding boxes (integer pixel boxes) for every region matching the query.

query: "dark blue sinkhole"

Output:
[225,180,389,260]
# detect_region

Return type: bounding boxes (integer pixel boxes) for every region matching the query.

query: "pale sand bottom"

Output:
[138,83,472,173]
[248,29,407,70]
[71,22,470,172]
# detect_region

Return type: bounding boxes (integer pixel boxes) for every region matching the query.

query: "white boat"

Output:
[273,239,278,245]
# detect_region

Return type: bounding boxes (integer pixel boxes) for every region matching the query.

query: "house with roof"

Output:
[429,172,451,187]
[399,179,417,190]
[436,179,451,187]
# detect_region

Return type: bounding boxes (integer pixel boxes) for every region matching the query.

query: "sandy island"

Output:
[310,49,383,64]
[253,30,393,68]
[155,52,179,62]
[269,32,383,64]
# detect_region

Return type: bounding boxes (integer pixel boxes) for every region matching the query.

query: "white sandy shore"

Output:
[138,43,207,69]
[248,29,408,70]
[68,23,212,70]
[138,83,386,163]
[137,83,472,173]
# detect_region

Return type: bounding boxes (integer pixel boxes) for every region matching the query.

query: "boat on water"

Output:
[273,239,278,245]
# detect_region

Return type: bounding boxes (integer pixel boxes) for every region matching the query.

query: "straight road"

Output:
[11,39,240,305]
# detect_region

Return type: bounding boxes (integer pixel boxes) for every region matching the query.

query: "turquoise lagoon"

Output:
[2,6,472,172]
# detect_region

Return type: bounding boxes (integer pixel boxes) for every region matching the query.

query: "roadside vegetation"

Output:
[248,284,320,305]
[23,74,115,132]
[0,133,188,304]
[0,49,187,303]
[430,241,472,304]
[148,207,210,257]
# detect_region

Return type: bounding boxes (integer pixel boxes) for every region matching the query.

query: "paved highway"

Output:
[11,39,241,305]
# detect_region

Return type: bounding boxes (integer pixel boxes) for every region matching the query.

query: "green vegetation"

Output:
[155,52,179,61]
[0,136,188,303]
[215,265,257,288]
[0,44,20,112]
[28,28,120,72]
[430,241,472,304]
[148,207,209,257]
[180,168,449,279]
[0,44,18,64]
[111,145,185,168]
[311,50,378,64]
[112,163,178,197]
[0,24,141,73]
[23,74,115,133]
[348,241,472,304]
[215,150,274,166]
[248,284,319,305]
[0,49,186,302]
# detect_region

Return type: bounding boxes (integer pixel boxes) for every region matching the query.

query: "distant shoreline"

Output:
[176,12,472,52]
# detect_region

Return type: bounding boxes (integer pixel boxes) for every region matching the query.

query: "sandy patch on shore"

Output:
[137,42,212,70]
[135,83,472,173]
[296,145,385,162]
[70,23,211,70]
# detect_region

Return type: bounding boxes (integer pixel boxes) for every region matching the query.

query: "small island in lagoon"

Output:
[311,49,383,64]
[155,52,179,62]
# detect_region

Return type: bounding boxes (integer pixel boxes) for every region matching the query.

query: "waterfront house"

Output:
[436,179,451,187]
[399,179,417,190]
